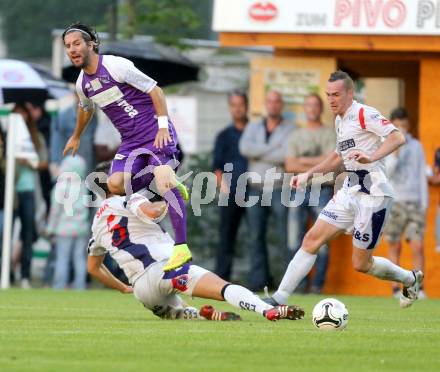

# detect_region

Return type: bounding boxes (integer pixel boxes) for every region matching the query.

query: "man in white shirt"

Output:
[87,162,304,322]
[265,71,423,309]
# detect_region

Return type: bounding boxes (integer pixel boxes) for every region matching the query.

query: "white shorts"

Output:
[318,187,393,250]
[133,261,208,318]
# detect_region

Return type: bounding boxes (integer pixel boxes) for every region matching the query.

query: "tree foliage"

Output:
[0,0,110,59]
[121,0,214,47]
[0,0,215,58]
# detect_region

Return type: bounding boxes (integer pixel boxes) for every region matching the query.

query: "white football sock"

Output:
[223,284,273,315]
[367,256,414,287]
[272,248,317,305]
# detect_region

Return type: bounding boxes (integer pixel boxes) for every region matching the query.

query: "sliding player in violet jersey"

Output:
[62,23,190,271]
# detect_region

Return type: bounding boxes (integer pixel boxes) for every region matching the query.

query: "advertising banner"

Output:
[214,0,440,35]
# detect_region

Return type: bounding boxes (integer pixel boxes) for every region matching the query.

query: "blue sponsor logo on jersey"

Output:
[321,209,338,220]
[353,228,370,242]
[338,138,356,152]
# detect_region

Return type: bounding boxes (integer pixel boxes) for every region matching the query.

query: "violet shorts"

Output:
[109,142,180,193]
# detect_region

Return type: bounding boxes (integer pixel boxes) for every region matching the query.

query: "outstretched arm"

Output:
[63,105,94,156]
[127,194,168,223]
[308,151,343,175]
[137,200,168,222]
[348,130,406,164]
[87,255,133,293]
[291,151,343,189]
[149,86,172,149]
[149,85,168,117]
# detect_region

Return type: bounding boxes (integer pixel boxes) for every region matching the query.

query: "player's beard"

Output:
[77,52,91,69]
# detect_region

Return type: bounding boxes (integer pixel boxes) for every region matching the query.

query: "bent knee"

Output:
[154,165,177,193]
[302,230,322,253]
[107,175,126,195]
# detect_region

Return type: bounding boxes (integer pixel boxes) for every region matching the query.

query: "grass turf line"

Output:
[0,289,439,372]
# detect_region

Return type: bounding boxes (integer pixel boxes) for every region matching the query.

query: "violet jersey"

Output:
[76,55,178,152]
[334,101,398,197]
[88,193,174,284]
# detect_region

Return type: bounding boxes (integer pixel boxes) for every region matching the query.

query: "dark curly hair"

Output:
[62,22,100,53]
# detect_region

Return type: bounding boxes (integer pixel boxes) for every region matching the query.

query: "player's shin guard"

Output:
[367,256,414,286]
[221,284,273,315]
[272,248,317,305]
[164,187,187,244]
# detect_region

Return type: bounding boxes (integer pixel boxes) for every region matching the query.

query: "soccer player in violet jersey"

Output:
[62,23,190,271]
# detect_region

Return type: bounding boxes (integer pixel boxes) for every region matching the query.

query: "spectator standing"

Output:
[384,107,428,298]
[428,147,440,252]
[285,94,336,293]
[239,90,294,291]
[212,91,249,281]
[46,155,89,290]
[0,127,5,249]
[25,102,52,212]
[48,101,97,285]
[13,104,43,289]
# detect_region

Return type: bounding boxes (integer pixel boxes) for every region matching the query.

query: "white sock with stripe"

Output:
[367,256,414,287]
[222,284,273,315]
[272,248,317,305]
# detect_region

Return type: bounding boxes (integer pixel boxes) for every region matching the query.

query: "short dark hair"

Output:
[62,22,100,53]
[390,107,409,121]
[328,70,354,90]
[228,90,248,107]
[95,161,111,197]
[305,93,323,109]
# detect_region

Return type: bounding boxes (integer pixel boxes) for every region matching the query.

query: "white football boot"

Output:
[400,270,424,308]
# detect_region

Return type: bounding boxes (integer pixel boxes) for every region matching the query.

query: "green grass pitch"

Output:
[0,289,439,372]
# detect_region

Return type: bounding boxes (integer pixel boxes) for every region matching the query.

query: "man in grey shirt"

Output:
[384,107,428,298]
[239,90,294,291]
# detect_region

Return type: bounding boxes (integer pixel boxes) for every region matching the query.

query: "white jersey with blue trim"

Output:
[334,100,397,197]
[88,194,173,284]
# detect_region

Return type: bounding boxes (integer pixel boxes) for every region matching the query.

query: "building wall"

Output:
[180,88,231,153]
[175,46,270,153]
[364,78,402,118]
[249,56,337,126]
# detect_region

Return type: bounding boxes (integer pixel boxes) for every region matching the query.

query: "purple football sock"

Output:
[164,187,187,245]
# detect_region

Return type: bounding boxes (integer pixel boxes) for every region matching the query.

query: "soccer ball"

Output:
[312,298,349,331]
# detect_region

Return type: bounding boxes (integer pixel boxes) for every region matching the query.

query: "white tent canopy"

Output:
[0,59,51,104]
[0,59,46,88]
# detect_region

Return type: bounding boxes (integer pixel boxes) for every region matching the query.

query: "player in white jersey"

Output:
[87,162,305,321]
[264,71,423,309]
